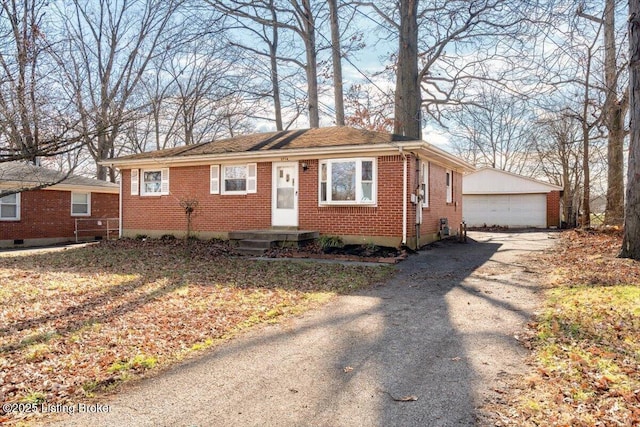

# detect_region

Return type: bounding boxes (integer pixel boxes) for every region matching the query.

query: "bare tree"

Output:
[327,0,344,126]
[536,115,584,228]
[58,0,184,181]
[449,86,536,173]
[578,0,629,226]
[208,0,321,128]
[359,0,547,139]
[536,2,613,228]
[344,83,394,132]
[0,0,85,165]
[621,0,640,259]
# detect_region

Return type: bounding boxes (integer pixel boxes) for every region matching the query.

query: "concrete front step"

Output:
[229,230,319,242]
[240,239,275,249]
[230,229,319,256]
[235,246,272,256]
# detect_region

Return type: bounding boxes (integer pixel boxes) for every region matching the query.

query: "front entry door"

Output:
[272,162,298,227]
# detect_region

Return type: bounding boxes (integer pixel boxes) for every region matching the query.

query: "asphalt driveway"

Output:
[44,231,557,427]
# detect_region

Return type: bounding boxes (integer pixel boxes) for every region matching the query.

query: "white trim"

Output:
[71,191,91,217]
[119,179,123,238]
[0,192,20,221]
[247,163,257,193]
[210,165,220,194]
[103,141,475,173]
[318,157,376,206]
[0,181,118,194]
[272,162,298,226]
[464,167,563,192]
[160,168,169,194]
[221,163,257,195]
[141,168,169,196]
[446,169,453,204]
[131,169,139,195]
[422,161,429,208]
[402,154,407,245]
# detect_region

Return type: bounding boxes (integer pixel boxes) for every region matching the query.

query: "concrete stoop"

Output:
[229,229,319,255]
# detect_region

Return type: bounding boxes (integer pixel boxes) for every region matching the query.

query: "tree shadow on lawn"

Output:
[0,239,388,359]
[42,234,552,427]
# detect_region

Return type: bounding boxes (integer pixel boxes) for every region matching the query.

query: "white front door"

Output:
[272,162,298,227]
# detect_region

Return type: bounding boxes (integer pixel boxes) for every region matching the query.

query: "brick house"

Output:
[0,162,119,248]
[105,127,474,249]
[462,168,563,228]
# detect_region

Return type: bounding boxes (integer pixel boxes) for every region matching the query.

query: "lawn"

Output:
[492,229,640,426]
[0,239,393,424]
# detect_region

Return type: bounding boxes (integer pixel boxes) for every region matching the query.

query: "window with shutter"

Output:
[141,169,169,196]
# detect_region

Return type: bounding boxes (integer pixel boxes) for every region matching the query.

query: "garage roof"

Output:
[463,168,562,195]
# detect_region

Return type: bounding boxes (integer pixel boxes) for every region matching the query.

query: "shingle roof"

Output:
[0,161,118,190]
[114,127,415,161]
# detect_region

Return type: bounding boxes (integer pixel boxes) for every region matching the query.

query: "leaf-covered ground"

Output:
[490,230,640,426]
[0,239,392,425]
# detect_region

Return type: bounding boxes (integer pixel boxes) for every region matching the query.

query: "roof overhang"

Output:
[102,141,475,173]
[0,181,119,194]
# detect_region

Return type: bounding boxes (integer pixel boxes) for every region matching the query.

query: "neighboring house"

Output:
[0,162,119,248]
[462,168,563,228]
[105,127,474,249]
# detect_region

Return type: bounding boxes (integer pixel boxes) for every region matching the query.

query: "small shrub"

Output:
[362,242,379,256]
[135,234,148,240]
[160,234,176,241]
[318,235,344,250]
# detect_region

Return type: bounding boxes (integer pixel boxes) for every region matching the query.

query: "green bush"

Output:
[318,235,344,250]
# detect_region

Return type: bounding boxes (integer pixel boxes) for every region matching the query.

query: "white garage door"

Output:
[463,194,547,228]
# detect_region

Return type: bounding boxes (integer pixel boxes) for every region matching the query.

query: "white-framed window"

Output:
[319,158,376,205]
[421,161,429,207]
[71,192,91,216]
[141,168,169,196]
[446,169,453,203]
[0,192,20,220]
[221,163,257,194]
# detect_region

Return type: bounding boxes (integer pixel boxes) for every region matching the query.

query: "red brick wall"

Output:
[0,190,118,241]
[122,156,465,246]
[297,156,404,238]
[418,161,463,243]
[547,190,561,228]
[122,165,271,234]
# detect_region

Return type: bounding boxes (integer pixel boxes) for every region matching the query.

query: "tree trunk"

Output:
[299,0,319,128]
[621,2,640,259]
[581,44,592,228]
[394,0,421,139]
[604,0,625,226]
[328,0,344,126]
[270,35,283,131]
[582,120,591,228]
[268,0,283,131]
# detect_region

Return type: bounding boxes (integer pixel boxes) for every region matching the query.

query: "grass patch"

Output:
[0,239,393,424]
[496,230,640,426]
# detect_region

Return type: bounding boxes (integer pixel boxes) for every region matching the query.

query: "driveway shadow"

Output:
[43,232,553,427]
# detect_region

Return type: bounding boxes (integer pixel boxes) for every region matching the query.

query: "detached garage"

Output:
[463,168,562,228]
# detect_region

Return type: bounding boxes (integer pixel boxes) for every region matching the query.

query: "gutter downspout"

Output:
[118,172,123,238]
[415,156,420,250]
[401,148,407,246]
